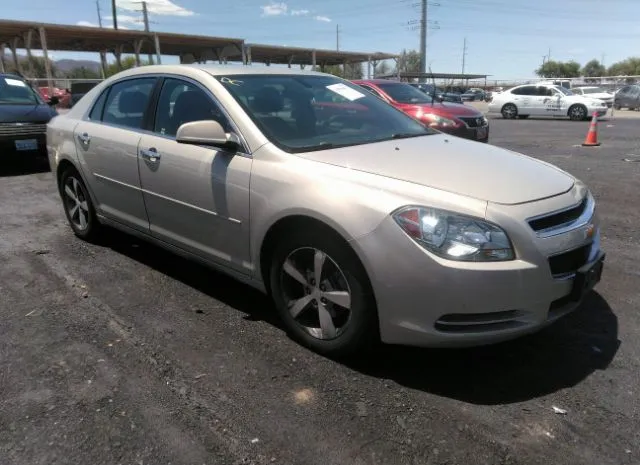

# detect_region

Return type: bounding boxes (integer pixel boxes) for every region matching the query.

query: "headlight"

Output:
[420,113,459,127]
[393,206,515,262]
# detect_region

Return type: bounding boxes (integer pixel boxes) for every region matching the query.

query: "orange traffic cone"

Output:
[582,112,601,147]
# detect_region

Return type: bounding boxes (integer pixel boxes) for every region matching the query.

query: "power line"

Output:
[96,0,103,28]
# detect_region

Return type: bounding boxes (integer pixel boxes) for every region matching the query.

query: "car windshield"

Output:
[554,86,573,96]
[582,87,606,94]
[217,74,436,153]
[376,83,434,104]
[0,76,43,105]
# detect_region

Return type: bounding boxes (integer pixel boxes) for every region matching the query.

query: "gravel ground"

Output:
[1,118,639,465]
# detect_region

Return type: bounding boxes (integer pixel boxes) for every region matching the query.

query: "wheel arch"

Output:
[258,213,374,298]
[55,157,100,210]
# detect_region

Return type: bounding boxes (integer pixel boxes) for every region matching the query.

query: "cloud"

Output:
[291,9,309,16]
[261,2,288,16]
[76,20,129,29]
[106,14,142,25]
[116,0,195,17]
[314,15,331,22]
[77,20,99,27]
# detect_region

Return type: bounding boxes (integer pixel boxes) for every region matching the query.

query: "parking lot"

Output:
[1,117,639,465]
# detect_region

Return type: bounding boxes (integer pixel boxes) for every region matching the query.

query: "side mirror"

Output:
[176,120,241,151]
[48,96,60,106]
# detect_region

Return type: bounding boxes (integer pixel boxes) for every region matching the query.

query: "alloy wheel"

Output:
[280,247,352,340]
[63,175,90,231]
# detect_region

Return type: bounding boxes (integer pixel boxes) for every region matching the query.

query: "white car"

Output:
[571,86,614,107]
[488,84,608,121]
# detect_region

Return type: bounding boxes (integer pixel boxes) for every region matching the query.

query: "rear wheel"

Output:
[269,228,378,358]
[60,168,101,241]
[501,103,518,119]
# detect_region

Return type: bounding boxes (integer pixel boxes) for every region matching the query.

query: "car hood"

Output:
[0,104,55,123]
[303,134,574,205]
[584,93,613,99]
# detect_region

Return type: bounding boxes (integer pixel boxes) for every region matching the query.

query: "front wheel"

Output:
[501,103,518,119]
[60,168,101,241]
[269,229,378,358]
[568,104,588,121]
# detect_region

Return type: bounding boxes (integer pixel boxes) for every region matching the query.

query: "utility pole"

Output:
[419,0,427,81]
[96,0,103,27]
[111,0,118,29]
[142,1,153,64]
[461,37,467,76]
[336,24,339,51]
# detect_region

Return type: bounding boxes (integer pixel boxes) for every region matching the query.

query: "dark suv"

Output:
[614,85,640,110]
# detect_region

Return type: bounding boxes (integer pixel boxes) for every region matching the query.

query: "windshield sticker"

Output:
[326,83,366,101]
[4,78,27,87]
[220,77,243,86]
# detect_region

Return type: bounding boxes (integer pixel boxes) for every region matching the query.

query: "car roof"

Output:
[108,64,329,78]
[352,79,405,85]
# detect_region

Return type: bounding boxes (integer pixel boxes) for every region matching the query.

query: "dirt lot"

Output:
[1,119,639,465]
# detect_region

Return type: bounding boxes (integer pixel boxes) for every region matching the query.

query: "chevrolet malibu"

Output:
[47,65,605,357]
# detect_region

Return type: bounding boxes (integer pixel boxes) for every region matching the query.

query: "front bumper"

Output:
[439,124,489,142]
[0,134,47,157]
[351,187,603,348]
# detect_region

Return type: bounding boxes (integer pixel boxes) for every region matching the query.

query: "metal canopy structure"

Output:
[377,72,490,80]
[0,19,397,93]
[236,43,396,69]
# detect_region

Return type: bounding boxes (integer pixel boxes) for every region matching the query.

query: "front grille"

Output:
[0,122,47,137]
[548,244,590,277]
[459,116,486,128]
[528,197,588,233]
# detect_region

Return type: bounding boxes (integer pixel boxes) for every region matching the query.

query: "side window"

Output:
[512,86,534,96]
[154,78,230,137]
[102,78,156,129]
[88,89,108,120]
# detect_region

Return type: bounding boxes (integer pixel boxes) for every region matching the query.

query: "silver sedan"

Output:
[47,65,605,357]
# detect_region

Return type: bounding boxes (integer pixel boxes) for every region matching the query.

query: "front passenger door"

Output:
[137,78,252,274]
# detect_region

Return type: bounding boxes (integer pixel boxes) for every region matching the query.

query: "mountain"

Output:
[54,59,101,73]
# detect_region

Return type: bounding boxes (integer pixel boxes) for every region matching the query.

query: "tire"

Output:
[59,167,101,241]
[517,115,529,119]
[501,103,518,119]
[268,227,378,358]
[568,104,588,121]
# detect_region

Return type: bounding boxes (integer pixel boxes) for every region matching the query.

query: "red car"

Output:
[38,86,71,108]
[352,79,489,143]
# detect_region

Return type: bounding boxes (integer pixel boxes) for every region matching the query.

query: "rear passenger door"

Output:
[510,86,536,115]
[73,77,158,232]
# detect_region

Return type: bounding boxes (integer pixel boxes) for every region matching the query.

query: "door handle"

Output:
[77,132,91,145]
[140,147,161,162]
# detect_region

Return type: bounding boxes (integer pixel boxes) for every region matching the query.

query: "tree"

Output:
[105,56,151,77]
[323,63,363,80]
[394,49,421,74]
[65,67,100,79]
[3,56,58,78]
[535,60,580,78]
[581,59,606,77]
[607,57,640,77]
[373,61,391,77]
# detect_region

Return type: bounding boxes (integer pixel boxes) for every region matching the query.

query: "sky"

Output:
[3,0,638,80]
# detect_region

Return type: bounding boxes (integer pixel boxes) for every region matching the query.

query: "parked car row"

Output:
[43,64,604,357]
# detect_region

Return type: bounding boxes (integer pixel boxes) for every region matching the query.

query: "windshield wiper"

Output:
[390,132,426,140]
